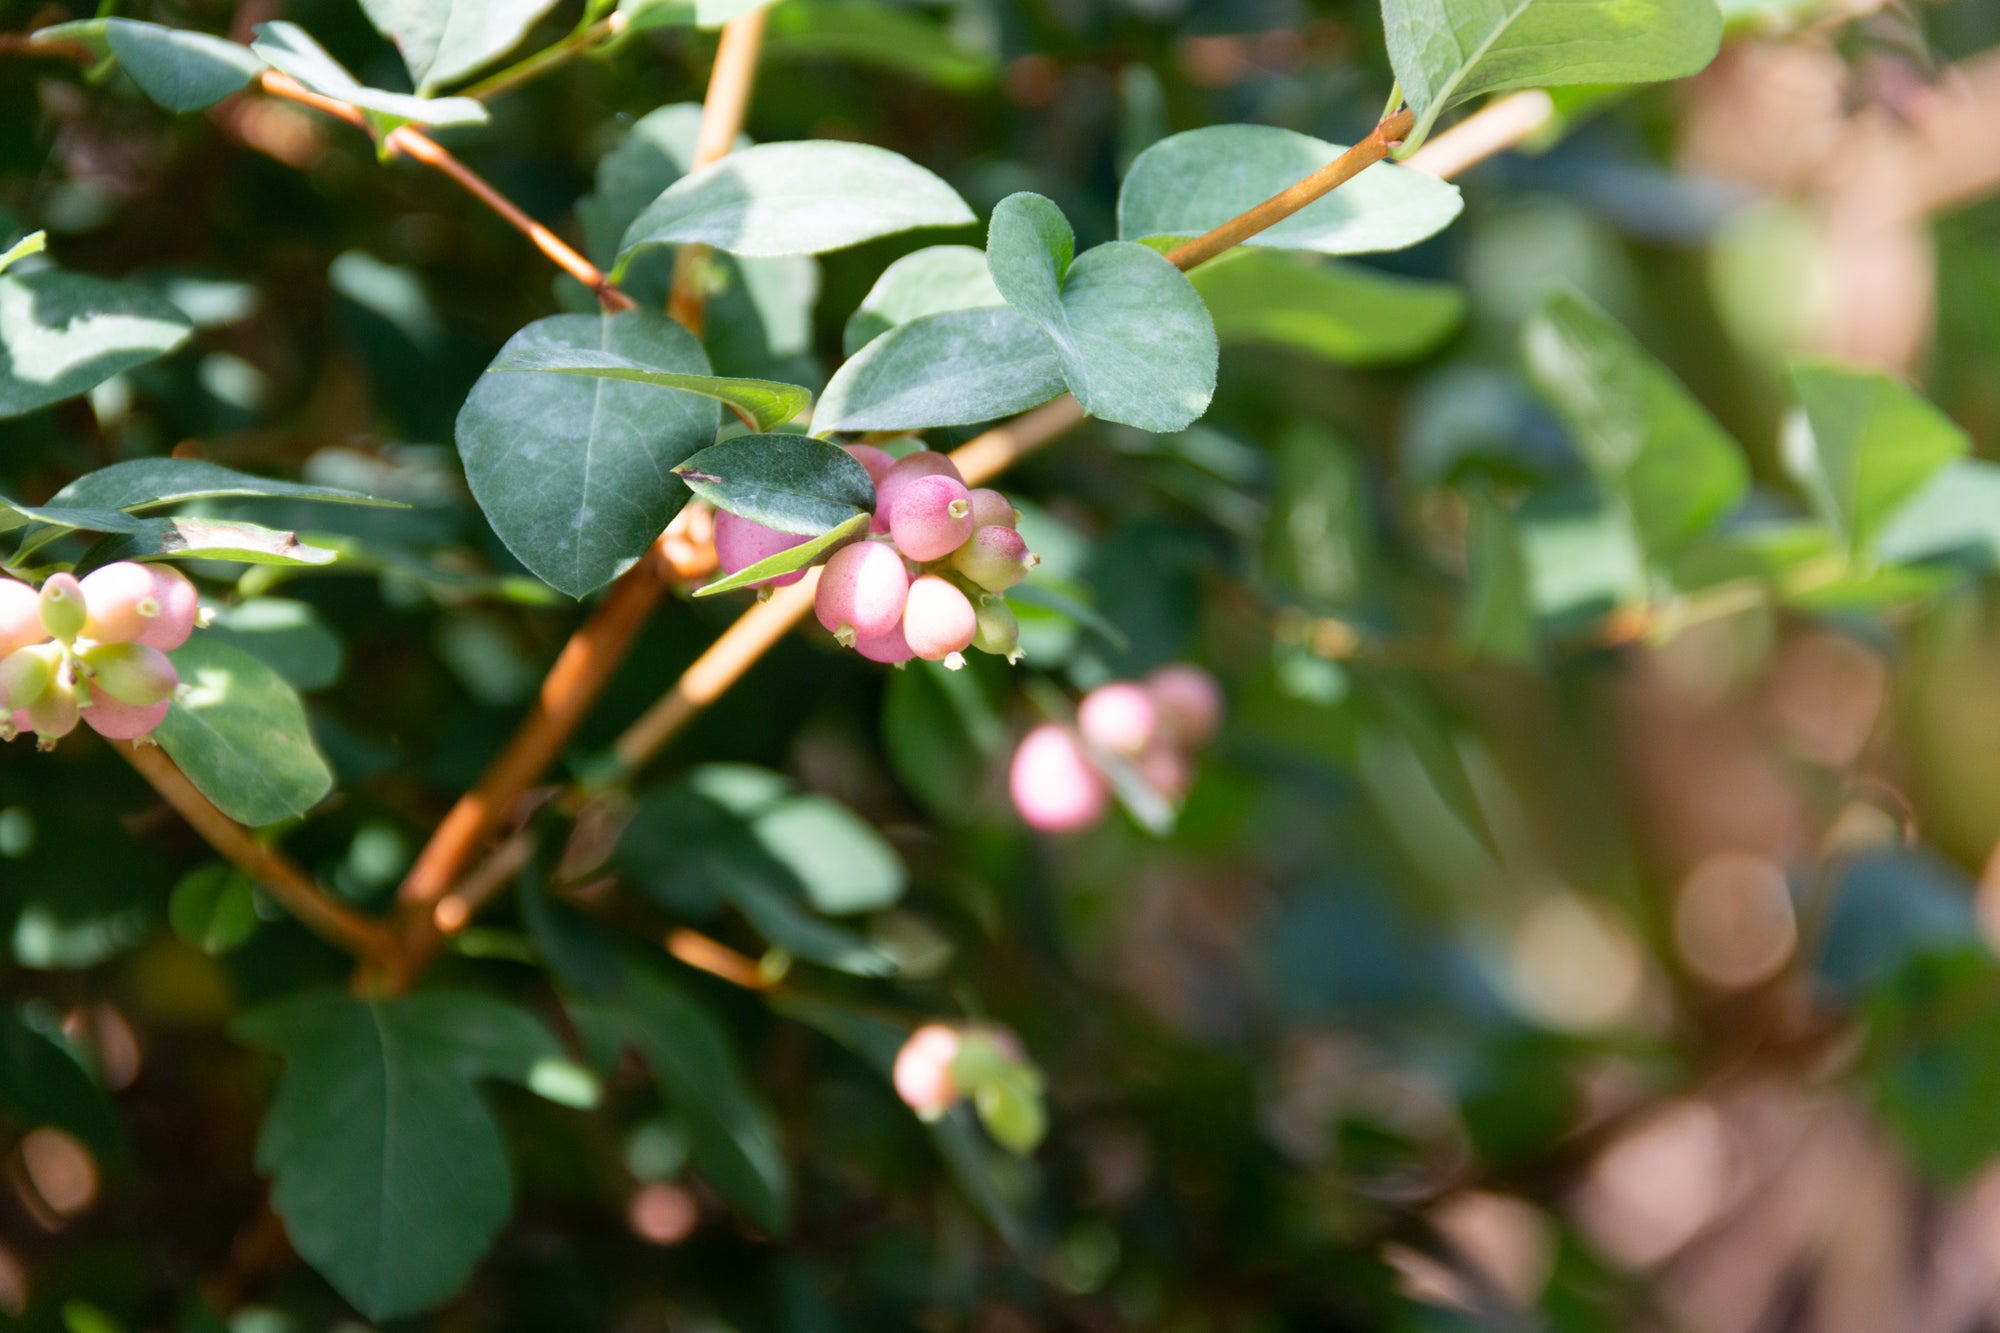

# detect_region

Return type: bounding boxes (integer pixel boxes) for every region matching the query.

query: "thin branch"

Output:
[1161,108,1415,271]
[256,72,635,312]
[667,7,770,332]
[1401,91,1555,179]
[387,90,1559,986]
[119,742,395,959]
[460,12,629,102]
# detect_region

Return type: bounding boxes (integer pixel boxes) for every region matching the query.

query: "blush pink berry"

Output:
[815,540,910,643]
[1145,664,1223,746]
[901,575,977,663]
[1078,682,1158,756]
[713,511,809,588]
[1009,724,1110,834]
[888,475,975,563]
[892,1024,961,1119]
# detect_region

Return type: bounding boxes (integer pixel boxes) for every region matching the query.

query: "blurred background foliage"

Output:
[8,0,2000,1328]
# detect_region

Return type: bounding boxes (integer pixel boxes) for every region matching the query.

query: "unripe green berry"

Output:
[81,642,178,706]
[39,573,86,642]
[950,525,1036,593]
[975,1065,1047,1155]
[972,597,1020,662]
[0,644,56,710]
[25,674,79,741]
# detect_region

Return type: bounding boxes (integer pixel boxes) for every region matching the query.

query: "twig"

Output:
[119,743,394,959]
[667,7,771,332]
[390,91,1559,985]
[256,72,634,312]
[460,12,629,102]
[1401,91,1555,180]
[1161,108,1415,271]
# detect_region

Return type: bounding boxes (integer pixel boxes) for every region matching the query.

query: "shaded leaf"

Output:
[674,434,875,535]
[489,345,809,431]
[80,518,338,570]
[168,865,261,956]
[235,991,567,1319]
[1783,360,1969,557]
[1523,290,1746,563]
[457,310,719,598]
[764,3,998,92]
[1191,250,1464,364]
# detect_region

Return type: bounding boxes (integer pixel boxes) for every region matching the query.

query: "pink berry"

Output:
[842,444,896,487]
[893,1024,961,1119]
[83,696,169,740]
[966,488,1017,529]
[1145,664,1223,747]
[1078,682,1158,756]
[874,452,962,520]
[79,562,159,643]
[713,511,809,589]
[0,579,42,656]
[1009,724,1110,834]
[853,622,917,664]
[81,642,178,706]
[814,540,910,644]
[888,475,975,563]
[901,575,977,664]
[133,566,199,651]
[950,525,1035,593]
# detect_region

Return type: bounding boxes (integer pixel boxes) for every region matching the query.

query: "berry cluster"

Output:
[0,562,200,747]
[892,1022,1046,1154]
[1010,664,1224,834]
[714,447,1038,670]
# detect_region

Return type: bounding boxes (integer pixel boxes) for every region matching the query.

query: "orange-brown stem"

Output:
[120,742,394,959]
[1161,108,1415,272]
[666,8,770,332]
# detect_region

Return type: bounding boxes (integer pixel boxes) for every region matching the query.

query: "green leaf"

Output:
[102,20,264,112]
[0,270,192,418]
[1458,490,1539,664]
[987,193,1217,433]
[1877,460,2000,572]
[0,496,147,538]
[0,232,46,278]
[842,244,1003,355]
[457,310,720,598]
[570,962,790,1230]
[79,517,339,569]
[203,599,345,691]
[815,308,1065,434]
[1118,126,1462,256]
[488,345,809,432]
[764,2,998,92]
[1523,290,1747,563]
[358,0,564,93]
[695,511,868,596]
[18,456,400,559]
[235,991,568,1319]
[1782,360,1969,558]
[619,0,773,30]
[618,141,975,262]
[45,457,400,514]
[578,104,717,265]
[1383,0,1723,149]
[1190,250,1464,364]
[250,23,488,130]
[157,637,334,827]
[168,864,261,956]
[674,434,876,536]
[881,658,1005,819]
[0,1011,122,1159]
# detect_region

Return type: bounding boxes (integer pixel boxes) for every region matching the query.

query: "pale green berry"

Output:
[972,597,1020,661]
[38,573,86,642]
[81,642,178,706]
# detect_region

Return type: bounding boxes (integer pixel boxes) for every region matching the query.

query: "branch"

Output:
[256,72,635,312]
[386,90,1558,986]
[119,742,395,959]
[1162,108,1415,271]
[460,12,629,102]
[667,8,771,332]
